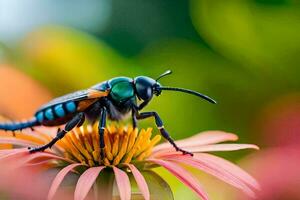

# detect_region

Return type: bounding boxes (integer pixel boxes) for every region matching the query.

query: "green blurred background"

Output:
[1,0,300,199]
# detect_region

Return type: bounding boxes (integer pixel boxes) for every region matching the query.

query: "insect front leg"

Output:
[137,100,149,110]
[131,100,149,128]
[136,111,193,156]
[132,110,137,128]
[29,113,85,153]
[98,107,107,160]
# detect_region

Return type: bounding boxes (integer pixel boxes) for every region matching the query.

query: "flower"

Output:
[0,124,260,200]
[0,64,52,119]
[233,147,300,200]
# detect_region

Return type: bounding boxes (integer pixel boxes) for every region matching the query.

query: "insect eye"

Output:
[134,76,155,100]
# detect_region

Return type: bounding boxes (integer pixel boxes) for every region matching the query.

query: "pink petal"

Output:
[0,149,17,156]
[0,149,70,171]
[0,150,73,169]
[151,144,259,158]
[113,166,131,200]
[163,154,257,198]
[25,159,54,167]
[148,158,209,200]
[195,153,260,190]
[185,144,259,153]
[150,151,184,159]
[20,152,73,165]
[48,163,84,200]
[0,148,28,156]
[74,166,105,200]
[0,149,29,161]
[125,164,150,200]
[0,150,34,170]
[0,137,38,146]
[160,153,260,192]
[153,131,238,152]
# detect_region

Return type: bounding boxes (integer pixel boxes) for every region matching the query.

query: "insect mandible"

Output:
[0,70,216,158]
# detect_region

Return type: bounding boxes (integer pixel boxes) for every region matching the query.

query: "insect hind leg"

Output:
[29,113,85,153]
[0,118,39,132]
[136,111,193,156]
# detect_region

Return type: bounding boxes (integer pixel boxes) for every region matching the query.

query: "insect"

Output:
[0,70,216,158]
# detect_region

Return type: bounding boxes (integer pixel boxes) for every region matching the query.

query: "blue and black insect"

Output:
[0,70,216,157]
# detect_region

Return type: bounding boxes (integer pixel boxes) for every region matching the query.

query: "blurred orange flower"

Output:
[0,65,51,149]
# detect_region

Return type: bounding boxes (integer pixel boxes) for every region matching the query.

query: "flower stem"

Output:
[93,168,114,200]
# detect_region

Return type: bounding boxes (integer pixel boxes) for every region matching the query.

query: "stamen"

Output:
[91,129,99,150]
[134,128,152,156]
[83,137,93,153]
[64,135,86,163]
[112,134,119,157]
[92,150,99,162]
[103,158,110,166]
[59,124,161,167]
[127,128,138,151]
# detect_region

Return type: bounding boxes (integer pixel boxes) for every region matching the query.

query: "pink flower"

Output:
[0,124,260,200]
[235,147,300,200]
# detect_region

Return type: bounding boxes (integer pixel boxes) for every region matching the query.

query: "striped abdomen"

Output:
[35,101,78,126]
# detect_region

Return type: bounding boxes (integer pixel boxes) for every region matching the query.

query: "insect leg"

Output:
[29,113,85,153]
[132,110,137,128]
[136,111,193,156]
[137,100,149,110]
[98,107,107,160]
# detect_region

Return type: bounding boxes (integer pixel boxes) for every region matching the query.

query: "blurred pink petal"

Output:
[74,166,105,200]
[113,166,131,200]
[257,94,300,147]
[0,137,38,146]
[125,164,150,200]
[185,144,259,153]
[237,147,300,199]
[0,165,50,199]
[162,154,256,198]
[0,150,73,170]
[153,131,238,152]
[0,148,28,157]
[148,158,209,200]
[0,148,29,161]
[48,163,84,200]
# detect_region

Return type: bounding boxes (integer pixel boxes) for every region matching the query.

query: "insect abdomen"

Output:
[0,118,38,131]
[35,101,77,124]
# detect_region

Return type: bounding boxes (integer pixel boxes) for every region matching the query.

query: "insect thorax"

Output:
[108,77,135,103]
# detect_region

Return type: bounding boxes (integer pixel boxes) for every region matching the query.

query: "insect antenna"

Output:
[159,86,217,104]
[156,70,172,82]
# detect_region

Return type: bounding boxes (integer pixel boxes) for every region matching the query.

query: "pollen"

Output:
[59,124,161,167]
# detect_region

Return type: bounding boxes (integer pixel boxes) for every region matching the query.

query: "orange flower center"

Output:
[57,124,161,167]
